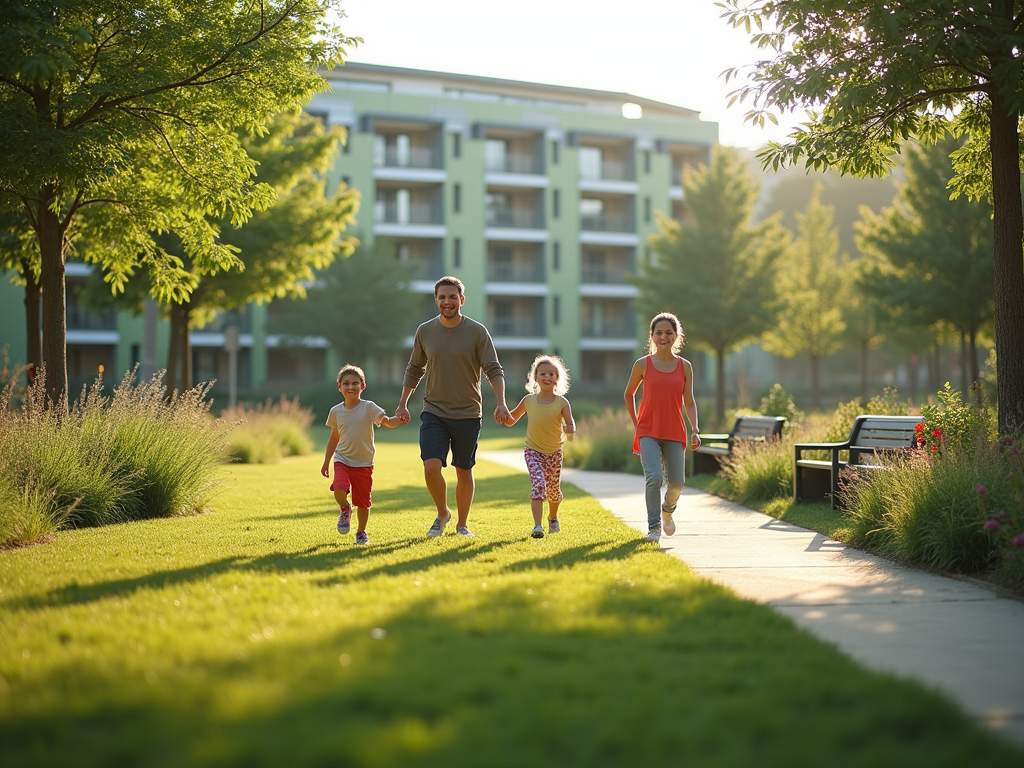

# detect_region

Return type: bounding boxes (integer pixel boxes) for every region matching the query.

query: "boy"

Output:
[321,364,402,545]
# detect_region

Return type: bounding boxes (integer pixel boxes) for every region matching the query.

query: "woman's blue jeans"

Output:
[638,436,686,532]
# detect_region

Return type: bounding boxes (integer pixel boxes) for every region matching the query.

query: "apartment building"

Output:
[0,64,716,397]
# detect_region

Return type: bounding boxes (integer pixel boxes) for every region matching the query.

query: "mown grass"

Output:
[1,445,1020,767]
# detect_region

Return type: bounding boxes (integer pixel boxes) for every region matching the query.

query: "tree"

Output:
[0,1,358,407]
[271,241,420,368]
[161,110,359,392]
[722,0,1024,433]
[633,145,788,426]
[841,255,887,402]
[856,136,995,390]
[763,186,847,410]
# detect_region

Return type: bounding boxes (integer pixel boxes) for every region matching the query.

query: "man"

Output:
[396,276,511,537]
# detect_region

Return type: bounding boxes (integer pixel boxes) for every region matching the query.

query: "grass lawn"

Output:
[1,446,1020,767]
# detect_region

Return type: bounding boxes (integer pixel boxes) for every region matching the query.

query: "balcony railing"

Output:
[376,145,442,169]
[487,261,545,283]
[66,304,117,330]
[581,318,635,338]
[406,257,445,280]
[375,202,444,225]
[490,316,546,337]
[581,264,631,284]
[580,212,635,233]
[580,159,632,182]
[670,167,684,186]
[486,207,543,229]
[485,152,543,174]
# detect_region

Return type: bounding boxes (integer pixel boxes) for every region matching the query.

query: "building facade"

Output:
[0,64,716,397]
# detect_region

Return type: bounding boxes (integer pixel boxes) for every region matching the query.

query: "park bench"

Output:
[692,415,787,474]
[793,414,923,509]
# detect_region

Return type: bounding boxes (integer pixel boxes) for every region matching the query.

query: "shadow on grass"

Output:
[2,573,1019,768]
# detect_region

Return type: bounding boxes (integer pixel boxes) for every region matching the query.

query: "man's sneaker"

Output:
[337,506,351,535]
[355,531,369,545]
[645,527,661,543]
[548,518,560,534]
[531,525,545,539]
[427,514,451,537]
[456,526,475,537]
[662,509,676,537]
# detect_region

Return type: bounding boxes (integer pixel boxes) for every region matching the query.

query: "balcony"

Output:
[375,202,443,225]
[487,261,544,283]
[66,304,117,331]
[580,212,634,233]
[582,318,635,338]
[376,145,442,169]
[485,152,543,175]
[581,159,631,182]
[581,263,631,284]
[491,316,546,337]
[486,207,543,229]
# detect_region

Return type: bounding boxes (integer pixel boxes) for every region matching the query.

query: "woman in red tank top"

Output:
[624,312,701,542]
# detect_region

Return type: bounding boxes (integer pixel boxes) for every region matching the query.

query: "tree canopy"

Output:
[722,0,1024,432]
[0,0,358,406]
[634,144,788,426]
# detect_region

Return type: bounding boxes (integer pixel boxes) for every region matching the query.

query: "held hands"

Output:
[396,403,411,425]
[493,404,511,425]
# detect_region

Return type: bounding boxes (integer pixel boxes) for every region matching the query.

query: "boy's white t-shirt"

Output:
[326,400,387,467]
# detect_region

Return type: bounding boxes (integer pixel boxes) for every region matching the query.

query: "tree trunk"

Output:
[166,302,179,396]
[21,257,42,375]
[960,331,969,394]
[989,91,1024,433]
[37,189,68,410]
[909,353,919,405]
[810,354,821,411]
[860,338,869,402]
[968,326,979,389]
[715,347,726,430]
[168,301,193,392]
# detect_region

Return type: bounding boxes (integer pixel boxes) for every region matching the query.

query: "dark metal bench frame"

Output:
[793,414,923,509]
[693,415,786,474]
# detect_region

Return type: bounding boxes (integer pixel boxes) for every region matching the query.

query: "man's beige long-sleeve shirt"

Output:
[403,316,504,420]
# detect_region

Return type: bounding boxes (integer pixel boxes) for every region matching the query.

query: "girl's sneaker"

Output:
[548,518,560,533]
[337,507,352,535]
[355,531,369,545]
[531,525,545,539]
[456,526,475,537]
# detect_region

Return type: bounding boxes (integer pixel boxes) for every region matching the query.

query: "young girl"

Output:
[506,355,576,538]
[321,364,403,545]
[624,313,700,543]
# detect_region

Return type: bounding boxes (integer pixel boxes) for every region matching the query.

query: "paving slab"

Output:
[479,450,1024,745]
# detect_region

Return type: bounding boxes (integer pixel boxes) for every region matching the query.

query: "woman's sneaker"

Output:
[456,526,475,537]
[661,508,676,536]
[355,531,369,545]
[548,518,560,533]
[337,506,352,535]
[531,525,545,539]
[427,514,450,537]
[645,527,661,542]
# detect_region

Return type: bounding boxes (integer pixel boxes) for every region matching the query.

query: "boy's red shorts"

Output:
[331,462,374,508]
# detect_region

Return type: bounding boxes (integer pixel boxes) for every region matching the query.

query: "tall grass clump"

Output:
[562,408,643,474]
[719,432,794,504]
[0,368,230,543]
[223,396,314,464]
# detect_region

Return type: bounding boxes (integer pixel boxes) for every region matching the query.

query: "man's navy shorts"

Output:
[419,412,482,469]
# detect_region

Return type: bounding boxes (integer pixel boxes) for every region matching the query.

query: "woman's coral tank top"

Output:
[632,356,686,453]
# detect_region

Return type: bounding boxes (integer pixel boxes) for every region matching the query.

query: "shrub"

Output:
[758,383,804,425]
[823,387,913,444]
[719,432,794,504]
[917,382,993,454]
[223,397,314,464]
[562,408,643,475]
[976,435,1024,588]
[0,368,230,544]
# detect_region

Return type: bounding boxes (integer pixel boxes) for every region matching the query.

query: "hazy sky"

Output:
[334,0,803,149]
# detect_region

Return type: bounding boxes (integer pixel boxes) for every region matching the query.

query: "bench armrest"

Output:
[794,440,848,462]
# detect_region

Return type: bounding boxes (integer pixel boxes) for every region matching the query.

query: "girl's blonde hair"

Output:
[646,312,685,355]
[525,354,571,397]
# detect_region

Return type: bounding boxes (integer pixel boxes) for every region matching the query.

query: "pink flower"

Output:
[1012,446,1021,457]
[996,510,1009,519]
[977,485,988,497]
[1014,534,1024,549]
[1003,436,1015,446]
[983,519,1001,531]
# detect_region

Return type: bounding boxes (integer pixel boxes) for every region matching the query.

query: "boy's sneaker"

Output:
[531,525,545,539]
[355,531,369,545]
[548,518,560,533]
[427,514,450,537]
[456,526,475,537]
[337,507,351,535]
[661,508,676,537]
[645,527,662,543]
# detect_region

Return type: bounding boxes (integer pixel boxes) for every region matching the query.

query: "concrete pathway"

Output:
[479,450,1024,746]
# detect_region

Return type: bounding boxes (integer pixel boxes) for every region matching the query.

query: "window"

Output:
[453,183,461,213]
[553,242,560,271]
[552,189,560,219]
[452,132,461,158]
[553,295,561,325]
[578,147,601,180]
[644,196,651,224]
[485,139,509,172]
[453,238,462,268]
[551,140,559,165]
[643,150,651,174]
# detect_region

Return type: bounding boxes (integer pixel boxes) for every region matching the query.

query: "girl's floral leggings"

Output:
[524,447,563,502]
